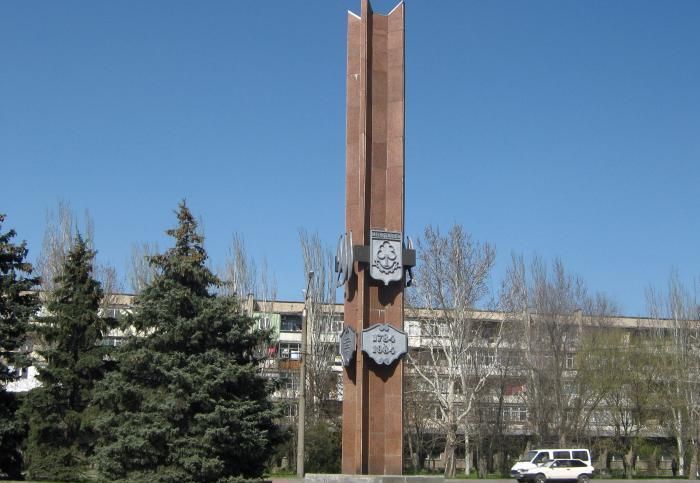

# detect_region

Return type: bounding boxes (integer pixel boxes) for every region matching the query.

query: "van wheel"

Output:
[535,474,547,483]
[578,474,591,483]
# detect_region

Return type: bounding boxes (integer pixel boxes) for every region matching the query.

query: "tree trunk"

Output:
[407,425,417,473]
[443,427,457,478]
[677,432,685,477]
[478,455,488,478]
[688,442,699,480]
[599,448,608,475]
[648,447,658,476]
[559,432,567,448]
[624,447,636,479]
[464,431,471,476]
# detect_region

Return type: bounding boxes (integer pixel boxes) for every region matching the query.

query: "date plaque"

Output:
[361,323,407,365]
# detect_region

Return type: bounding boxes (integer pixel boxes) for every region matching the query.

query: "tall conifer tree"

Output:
[23,235,109,480]
[93,202,280,482]
[0,214,39,478]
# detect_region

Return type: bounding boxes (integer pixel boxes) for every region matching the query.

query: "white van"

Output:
[510,449,592,479]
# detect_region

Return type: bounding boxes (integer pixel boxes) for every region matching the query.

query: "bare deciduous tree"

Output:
[646,271,700,478]
[218,233,277,314]
[591,328,659,478]
[404,372,440,472]
[38,200,122,305]
[256,257,278,314]
[221,233,257,299]
[127,242,160,295]
[37,200,82,292]
[501,255,618,448]
[472,318,524,476]
[96,263,123,311]
[299,229,341,421]
[407,225,500,478]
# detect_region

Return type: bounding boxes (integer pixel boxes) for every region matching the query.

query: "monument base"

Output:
[305,474,445,483]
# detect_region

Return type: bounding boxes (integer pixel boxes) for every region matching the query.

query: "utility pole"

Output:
[297,270,314,477]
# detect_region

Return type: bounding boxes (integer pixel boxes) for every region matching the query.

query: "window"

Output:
[533,452,548,464]
[279,342,301,359]
[258,316,272,330]
[487,406,499,420]
[279,373,299,391]
[554,451,571,459]
[512,406,527,421]
[322,317,343,334]
[9,366,29,379]
[281,314,302,332]
[566,353,575,369]
[101,308,117,319]
[571,460,587,467]
[589,410,606,425]
[101,336,125,347]
[572,451,589,462]
[101,307,127,320]
[482,324,496,342]
[285,402,298,417]
[525,451,538,462]
[480,352,495,367]
[406,320,421,336]
[502,406,527,422]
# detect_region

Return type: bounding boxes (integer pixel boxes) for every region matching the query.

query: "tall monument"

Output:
[336,0,411,475]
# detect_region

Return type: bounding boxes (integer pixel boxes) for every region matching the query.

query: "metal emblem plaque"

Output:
[361,323,407,365]
[370,230,403,285]
[339,325,357,367]
[334,231,354,288]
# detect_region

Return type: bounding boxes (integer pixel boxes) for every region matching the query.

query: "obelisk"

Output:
[342,0,406,475]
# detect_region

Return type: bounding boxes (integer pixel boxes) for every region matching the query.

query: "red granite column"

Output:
[342,0,405,475]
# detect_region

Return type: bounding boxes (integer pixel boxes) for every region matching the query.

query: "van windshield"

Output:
[520,451,538,462]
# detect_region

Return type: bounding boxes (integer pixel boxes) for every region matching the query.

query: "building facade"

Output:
[7,293,697,473]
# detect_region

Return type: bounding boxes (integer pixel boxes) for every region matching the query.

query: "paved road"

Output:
[269,479,691,483]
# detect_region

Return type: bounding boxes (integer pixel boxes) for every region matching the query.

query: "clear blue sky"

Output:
[2,1,699,316]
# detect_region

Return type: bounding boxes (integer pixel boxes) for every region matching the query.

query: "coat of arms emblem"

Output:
[370,230,403,285]
[339,325,357,367]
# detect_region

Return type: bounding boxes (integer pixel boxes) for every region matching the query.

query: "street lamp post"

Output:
[297,270,314,478]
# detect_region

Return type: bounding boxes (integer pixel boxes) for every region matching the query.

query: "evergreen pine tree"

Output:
[93,201,281,483]
[23,235,110,480]
[0,214,39,479]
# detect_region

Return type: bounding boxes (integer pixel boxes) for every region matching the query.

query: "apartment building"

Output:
[7,293,694,450]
